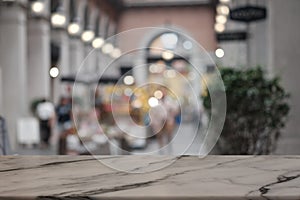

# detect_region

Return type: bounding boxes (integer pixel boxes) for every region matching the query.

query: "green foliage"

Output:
[203,67,290,155]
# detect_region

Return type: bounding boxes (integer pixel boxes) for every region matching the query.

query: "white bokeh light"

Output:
[123,75,135,85]
[216,15,227,24]
[68,23,80,35]
[163,69,177,78]
[162,50,174,60]
[81,30,95,42]
[102,43,114,54]
[148,97,159,107]
[214,23,225,32]
[217,5,230,16]
[183,40,193,50]
[110,48,122,58]
[51,13,66,27]
[154,90,163,99]
[92,37,104,49]
[31,1,44,14]
[49,67,59,78]
[215,48,225,58]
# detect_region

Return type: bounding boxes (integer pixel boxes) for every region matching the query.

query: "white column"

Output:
[0,1,28,150]
[83,45,97,74]
[27,7,51,105]
[69,38,84,74]
[0,68,3,115]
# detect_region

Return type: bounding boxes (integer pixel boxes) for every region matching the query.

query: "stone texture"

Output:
[0,156,299,199]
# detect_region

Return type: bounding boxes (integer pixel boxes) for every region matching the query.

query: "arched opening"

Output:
[144,30,200,123]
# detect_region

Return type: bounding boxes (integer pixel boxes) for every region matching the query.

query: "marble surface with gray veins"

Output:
[0,155,300,199]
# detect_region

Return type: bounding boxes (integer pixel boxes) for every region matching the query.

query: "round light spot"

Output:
[49,67,59,78]
[154,90,163,99]
[216,15,227,24]
[162,50,174,60]
[110,48,122,58]
[183,40,193,50]
[102,43,114,54]
[31,1,44,14]
[214,23,225,33]
[123,75,135,85]
[215,48,225,58]
[51,13,66,27]
[163,69,176,78]
[148,97,159,107]
[68,23,80,35]
[81,30,95,42]
[217,5,230,15]
[92,37,104,49]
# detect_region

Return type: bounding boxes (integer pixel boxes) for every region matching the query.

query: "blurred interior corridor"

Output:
[1,0,300,156]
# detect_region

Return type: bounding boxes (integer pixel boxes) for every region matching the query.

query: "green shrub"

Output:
[203,67,290,154]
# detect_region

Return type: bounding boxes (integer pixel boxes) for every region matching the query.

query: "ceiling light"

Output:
[162,50,174,60]
[92,37,105,49]
[154,90,163,99]
[123,75,135,85]
[81,30,95,42]
[49,67,59,78]
[217,5,230,15]
[148,97,159,107]
[51,12,66,27]
[215,48,225,58]
[102,43,114,54]
[216,15,227,24]
[110,48,122,58]
[68,23,80,35]
[214,23,225,32]
[31,1,44,14]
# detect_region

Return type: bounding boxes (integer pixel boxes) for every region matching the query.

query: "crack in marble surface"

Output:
[258,172,300,199]
[1,156,300,199]
[48,162,204,197]
[0,156,122,173]
[0,158,97,173]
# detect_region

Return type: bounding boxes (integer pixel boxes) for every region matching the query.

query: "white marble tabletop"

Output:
[0,155,299,199]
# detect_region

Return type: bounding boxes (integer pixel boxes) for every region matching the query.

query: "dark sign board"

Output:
[230,6,267,23]
[217,31,248,42]
[120,66,133,76]
[98,77,119,84]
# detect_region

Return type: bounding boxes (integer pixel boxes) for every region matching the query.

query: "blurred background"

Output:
[0,0,299,155]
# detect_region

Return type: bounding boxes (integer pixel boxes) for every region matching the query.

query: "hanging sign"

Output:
[230,6,267,23]
[217,31,248,41]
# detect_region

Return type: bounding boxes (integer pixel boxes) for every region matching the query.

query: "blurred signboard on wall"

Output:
[230,6,267,23]
[17,118,40,145]
[217,31,248,42]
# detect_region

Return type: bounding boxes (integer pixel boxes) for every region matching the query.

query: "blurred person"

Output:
[0,116,10,155]
[149,89,179,153]
[36,98,55,147]
[56,97,72,133]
